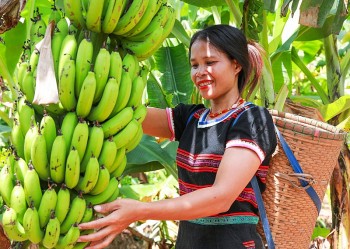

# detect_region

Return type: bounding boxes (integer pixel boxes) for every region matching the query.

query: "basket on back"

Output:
[259,110,346,249]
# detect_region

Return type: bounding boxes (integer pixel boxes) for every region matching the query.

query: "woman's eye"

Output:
[206,61,215,65]
[191,64,198,69]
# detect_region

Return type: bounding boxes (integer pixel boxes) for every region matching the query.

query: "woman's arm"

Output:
[78,147,261,249]
[142,107,173,139]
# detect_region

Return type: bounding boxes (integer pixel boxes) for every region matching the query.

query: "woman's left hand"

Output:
[78,198,143,249]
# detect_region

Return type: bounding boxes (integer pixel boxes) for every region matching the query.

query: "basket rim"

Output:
[269,109,347,141]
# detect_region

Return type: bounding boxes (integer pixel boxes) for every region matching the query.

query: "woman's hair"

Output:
[189,24,264,98]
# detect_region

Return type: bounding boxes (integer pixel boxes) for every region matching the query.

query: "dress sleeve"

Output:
[226,106,277,163]
[166,103,204,141]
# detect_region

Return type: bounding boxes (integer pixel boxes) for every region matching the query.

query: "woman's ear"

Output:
[232,60,242,74]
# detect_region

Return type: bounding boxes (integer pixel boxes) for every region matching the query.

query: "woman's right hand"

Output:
[78,198,144,249]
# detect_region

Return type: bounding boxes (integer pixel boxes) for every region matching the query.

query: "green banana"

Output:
[76,70,96,118]
[48,4,62,24]
[106,183,120,202]
[42,211,61,249]
[55,223,80,249]
[133,104,147,124]
[102,0,127,34]
[126,74,146,108]
[31,127,49,181]
[126,3,169,42]
[75,36,93,97]
[59,59,77,111]
[0,164,15,206]
[113,0,150,35]
[58,31,78,80]
[81,203,94,223]
[80,122,104,172]
[40,113,57,160]
[84,176,119,205]
[69,118,89,161]
[17,61,29,89]
[23,203,44,244]
[63,0,86,29]
[108,48,123,81]
[29,48,40,73]
[2,206,28,242]
[18,98,36,136]
[98,137,118,170]
[121,52,139,80]
[85,0,105,33]
[24,123,38,163]
[93,46,111,103]
[137,6,176,61]
[125,122,143,152]
[11,118,25,159]
[102,106,134,138]
[110,67,133,115]
[38,183,57,228]
[10,181,27,224]
[21,67,35,103]
[13,156,28,185]
[49,132,67,184]
[24,163,43,210]
[61,111,78,154]
[87,77,119,122]
[30,12,47,51]
[123,0,163,36]
[113,119,140,149]
[121,25,164,59]
[55,183,71,223]
[89,164,111,195]
[75,155,100,193]
[52,18,69,79]
[64,147,81,189]
[108,146,126,173]
[110,154,127,178]
[60,193,86,234]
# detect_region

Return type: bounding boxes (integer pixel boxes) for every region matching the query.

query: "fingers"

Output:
[84,233,117,249]
[78,224,121,243]
[93,200,119,214]
[79,215,113,230]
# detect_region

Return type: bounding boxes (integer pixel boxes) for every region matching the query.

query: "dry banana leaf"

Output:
[33,21,59,105]
[0,0,26,34]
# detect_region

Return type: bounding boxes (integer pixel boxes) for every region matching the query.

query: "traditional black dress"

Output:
[166,102,277,249]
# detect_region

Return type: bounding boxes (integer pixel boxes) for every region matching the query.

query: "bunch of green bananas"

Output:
[62,0,176,60]
[2,0,174,246]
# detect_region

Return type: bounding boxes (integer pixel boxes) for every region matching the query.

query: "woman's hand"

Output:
[78,198,143,249]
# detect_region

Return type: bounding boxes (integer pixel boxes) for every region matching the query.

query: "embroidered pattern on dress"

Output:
[188,216,259,225]
[243,240,256,249]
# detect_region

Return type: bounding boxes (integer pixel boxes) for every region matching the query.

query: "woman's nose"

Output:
[195,65,207,77]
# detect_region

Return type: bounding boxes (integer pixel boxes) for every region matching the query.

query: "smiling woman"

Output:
[78,24,277,249]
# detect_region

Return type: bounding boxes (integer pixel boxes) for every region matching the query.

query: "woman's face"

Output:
[190,39,241,101]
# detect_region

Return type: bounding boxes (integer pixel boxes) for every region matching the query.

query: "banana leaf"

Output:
[299,0,336,28]
[126,135,178,179]
[318,96,350,121]
[153,44,193,106]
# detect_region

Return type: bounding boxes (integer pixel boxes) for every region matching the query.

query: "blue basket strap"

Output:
[274,125,322,213]
[251,176,275,249]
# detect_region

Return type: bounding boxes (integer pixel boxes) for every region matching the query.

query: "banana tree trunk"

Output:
[0,0,27,34]
[329,146,350,249]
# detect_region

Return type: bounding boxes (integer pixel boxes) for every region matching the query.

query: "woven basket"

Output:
[258,110,346,249]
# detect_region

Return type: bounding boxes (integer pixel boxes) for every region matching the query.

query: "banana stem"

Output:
[225,0,242,26]
[0,54,17,100]
[291,47,329,104]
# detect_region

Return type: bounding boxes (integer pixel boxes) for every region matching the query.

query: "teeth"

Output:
[199,82,211,86]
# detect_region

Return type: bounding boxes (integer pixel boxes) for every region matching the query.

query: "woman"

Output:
[78,24,277,249]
